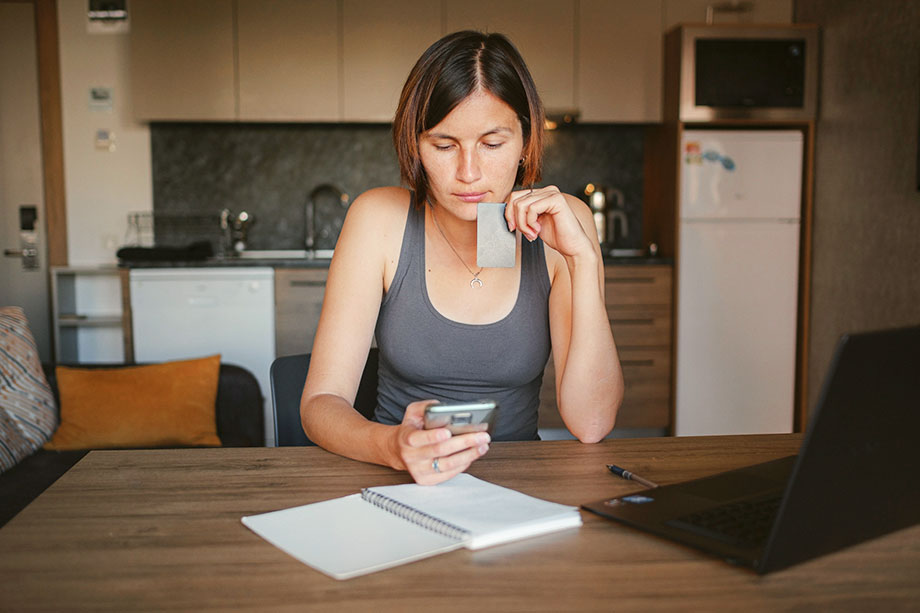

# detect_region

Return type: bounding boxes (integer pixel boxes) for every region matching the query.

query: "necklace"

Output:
[431,206,483,288]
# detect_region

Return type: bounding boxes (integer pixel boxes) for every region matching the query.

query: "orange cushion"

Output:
[44,355,222,450]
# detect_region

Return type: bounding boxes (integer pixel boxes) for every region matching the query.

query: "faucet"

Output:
[306,184,348,252]
[304,193,315,251]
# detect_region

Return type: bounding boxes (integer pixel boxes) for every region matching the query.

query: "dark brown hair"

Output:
[393,31,545,207]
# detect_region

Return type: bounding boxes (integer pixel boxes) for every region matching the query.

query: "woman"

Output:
[300,31,623,485]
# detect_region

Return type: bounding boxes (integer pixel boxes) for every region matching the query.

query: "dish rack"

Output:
[124,212,223,251]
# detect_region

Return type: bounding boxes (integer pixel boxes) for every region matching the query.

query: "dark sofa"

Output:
[0,363,264,528]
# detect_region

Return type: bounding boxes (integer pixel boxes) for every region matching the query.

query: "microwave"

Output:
[665,25,820,122]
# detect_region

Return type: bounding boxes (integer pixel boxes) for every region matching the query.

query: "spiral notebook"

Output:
[241,473,582,580]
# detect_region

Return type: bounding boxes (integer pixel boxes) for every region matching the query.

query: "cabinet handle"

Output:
[621,359,655,367]
[607,277,655,284]
[290,280,326,288]
[610,318,655,326]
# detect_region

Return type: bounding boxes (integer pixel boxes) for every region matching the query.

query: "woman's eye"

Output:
[434,144,453,151]
[483,142,503,150]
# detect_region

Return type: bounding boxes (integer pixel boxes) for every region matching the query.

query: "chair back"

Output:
[270,349,379,446]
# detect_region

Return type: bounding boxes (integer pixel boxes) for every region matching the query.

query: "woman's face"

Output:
[419,89,524,221]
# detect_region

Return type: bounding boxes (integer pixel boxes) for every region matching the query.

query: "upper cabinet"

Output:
[128,0,793,124]
[578,0,663,122]
[130,0,236,121]
[445,0,576,112]
[341,0,441,122]
[237,0,339,122]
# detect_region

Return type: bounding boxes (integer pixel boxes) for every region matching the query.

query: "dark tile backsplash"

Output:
[150,123,645,251]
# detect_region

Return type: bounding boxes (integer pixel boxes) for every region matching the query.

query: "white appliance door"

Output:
[681,130,803,220]
[130,268,276,445]
[675,221,799,436]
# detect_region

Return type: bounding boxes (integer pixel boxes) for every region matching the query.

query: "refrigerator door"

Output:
[675,220,799,436]
[681,130,803,220]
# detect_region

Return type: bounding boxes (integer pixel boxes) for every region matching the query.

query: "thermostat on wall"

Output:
[87,0,129,34]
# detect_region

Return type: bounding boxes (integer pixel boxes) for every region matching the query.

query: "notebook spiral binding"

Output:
[361,489,470,541]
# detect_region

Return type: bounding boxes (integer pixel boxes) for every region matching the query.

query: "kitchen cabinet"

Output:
[341,0,442,122]
[444,0,576,112]
[538,263,672,435]
[51,267,127,363]
[662,0,792,30]
[127,0,794,123]
[274,268,328,357]
[605,264,672,430]
[237,0,339,121]
[577,0,662,122]
[130,0,236,121]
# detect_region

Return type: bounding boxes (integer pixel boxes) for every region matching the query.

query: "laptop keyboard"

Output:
[665,495,782,547]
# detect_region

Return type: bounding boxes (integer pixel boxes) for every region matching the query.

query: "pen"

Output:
[606,464,659,489]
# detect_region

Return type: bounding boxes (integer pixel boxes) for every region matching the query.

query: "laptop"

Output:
[583,325,920,574]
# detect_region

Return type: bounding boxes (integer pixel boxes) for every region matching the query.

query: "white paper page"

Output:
[242,494,462,580]
[364,474,582,550]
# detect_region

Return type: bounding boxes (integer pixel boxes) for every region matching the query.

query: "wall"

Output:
[795,1,920,409]
[149,123,647,252]
[1,2,50,360]
[58,0,152,266]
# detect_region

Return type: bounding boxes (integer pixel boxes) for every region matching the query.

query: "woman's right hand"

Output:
[393,400,491,485]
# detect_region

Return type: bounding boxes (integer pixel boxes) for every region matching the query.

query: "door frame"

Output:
[13,0,67,267]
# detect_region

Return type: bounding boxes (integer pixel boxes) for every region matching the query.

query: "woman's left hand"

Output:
[505,186,594,259]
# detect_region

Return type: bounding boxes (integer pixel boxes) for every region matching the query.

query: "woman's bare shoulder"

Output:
[347,186,412,224]
[338,187,412,258]
[562,192,593,224]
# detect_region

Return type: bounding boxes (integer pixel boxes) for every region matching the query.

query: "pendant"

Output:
[470,277,483,289]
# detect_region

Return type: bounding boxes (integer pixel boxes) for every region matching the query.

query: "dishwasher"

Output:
[130,268,276,445]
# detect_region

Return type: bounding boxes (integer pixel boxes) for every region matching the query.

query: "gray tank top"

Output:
[374,199,552,440]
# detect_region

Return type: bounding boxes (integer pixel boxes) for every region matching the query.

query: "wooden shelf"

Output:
[51,267,126,363]
[57,315,123,327]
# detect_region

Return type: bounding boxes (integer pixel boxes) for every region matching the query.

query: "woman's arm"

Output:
[506,187,624,442]
[300,188,490,483]
[298,189,394,464]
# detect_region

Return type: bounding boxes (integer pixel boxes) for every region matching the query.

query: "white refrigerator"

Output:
[675,130,803,436]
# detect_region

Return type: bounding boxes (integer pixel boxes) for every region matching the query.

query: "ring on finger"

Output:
[432,457,441,473]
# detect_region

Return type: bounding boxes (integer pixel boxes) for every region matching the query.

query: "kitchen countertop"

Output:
[120,257,333,269]
[120,255,673,269]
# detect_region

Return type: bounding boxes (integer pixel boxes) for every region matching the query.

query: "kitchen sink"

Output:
[608,248,647,258]
[235,249,334,260]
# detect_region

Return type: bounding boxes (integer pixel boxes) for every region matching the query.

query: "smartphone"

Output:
[423,400,499,435]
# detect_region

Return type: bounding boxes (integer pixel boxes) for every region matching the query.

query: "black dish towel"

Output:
[116,241,213,262]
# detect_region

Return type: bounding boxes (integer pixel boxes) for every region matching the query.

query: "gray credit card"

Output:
[476,202,516,268]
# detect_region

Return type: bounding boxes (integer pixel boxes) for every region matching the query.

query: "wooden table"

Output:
[1,435,918,611]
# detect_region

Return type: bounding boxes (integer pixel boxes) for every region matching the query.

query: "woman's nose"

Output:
[456,150,481,183]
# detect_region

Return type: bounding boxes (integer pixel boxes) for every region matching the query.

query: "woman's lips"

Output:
[454,192,488,203]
